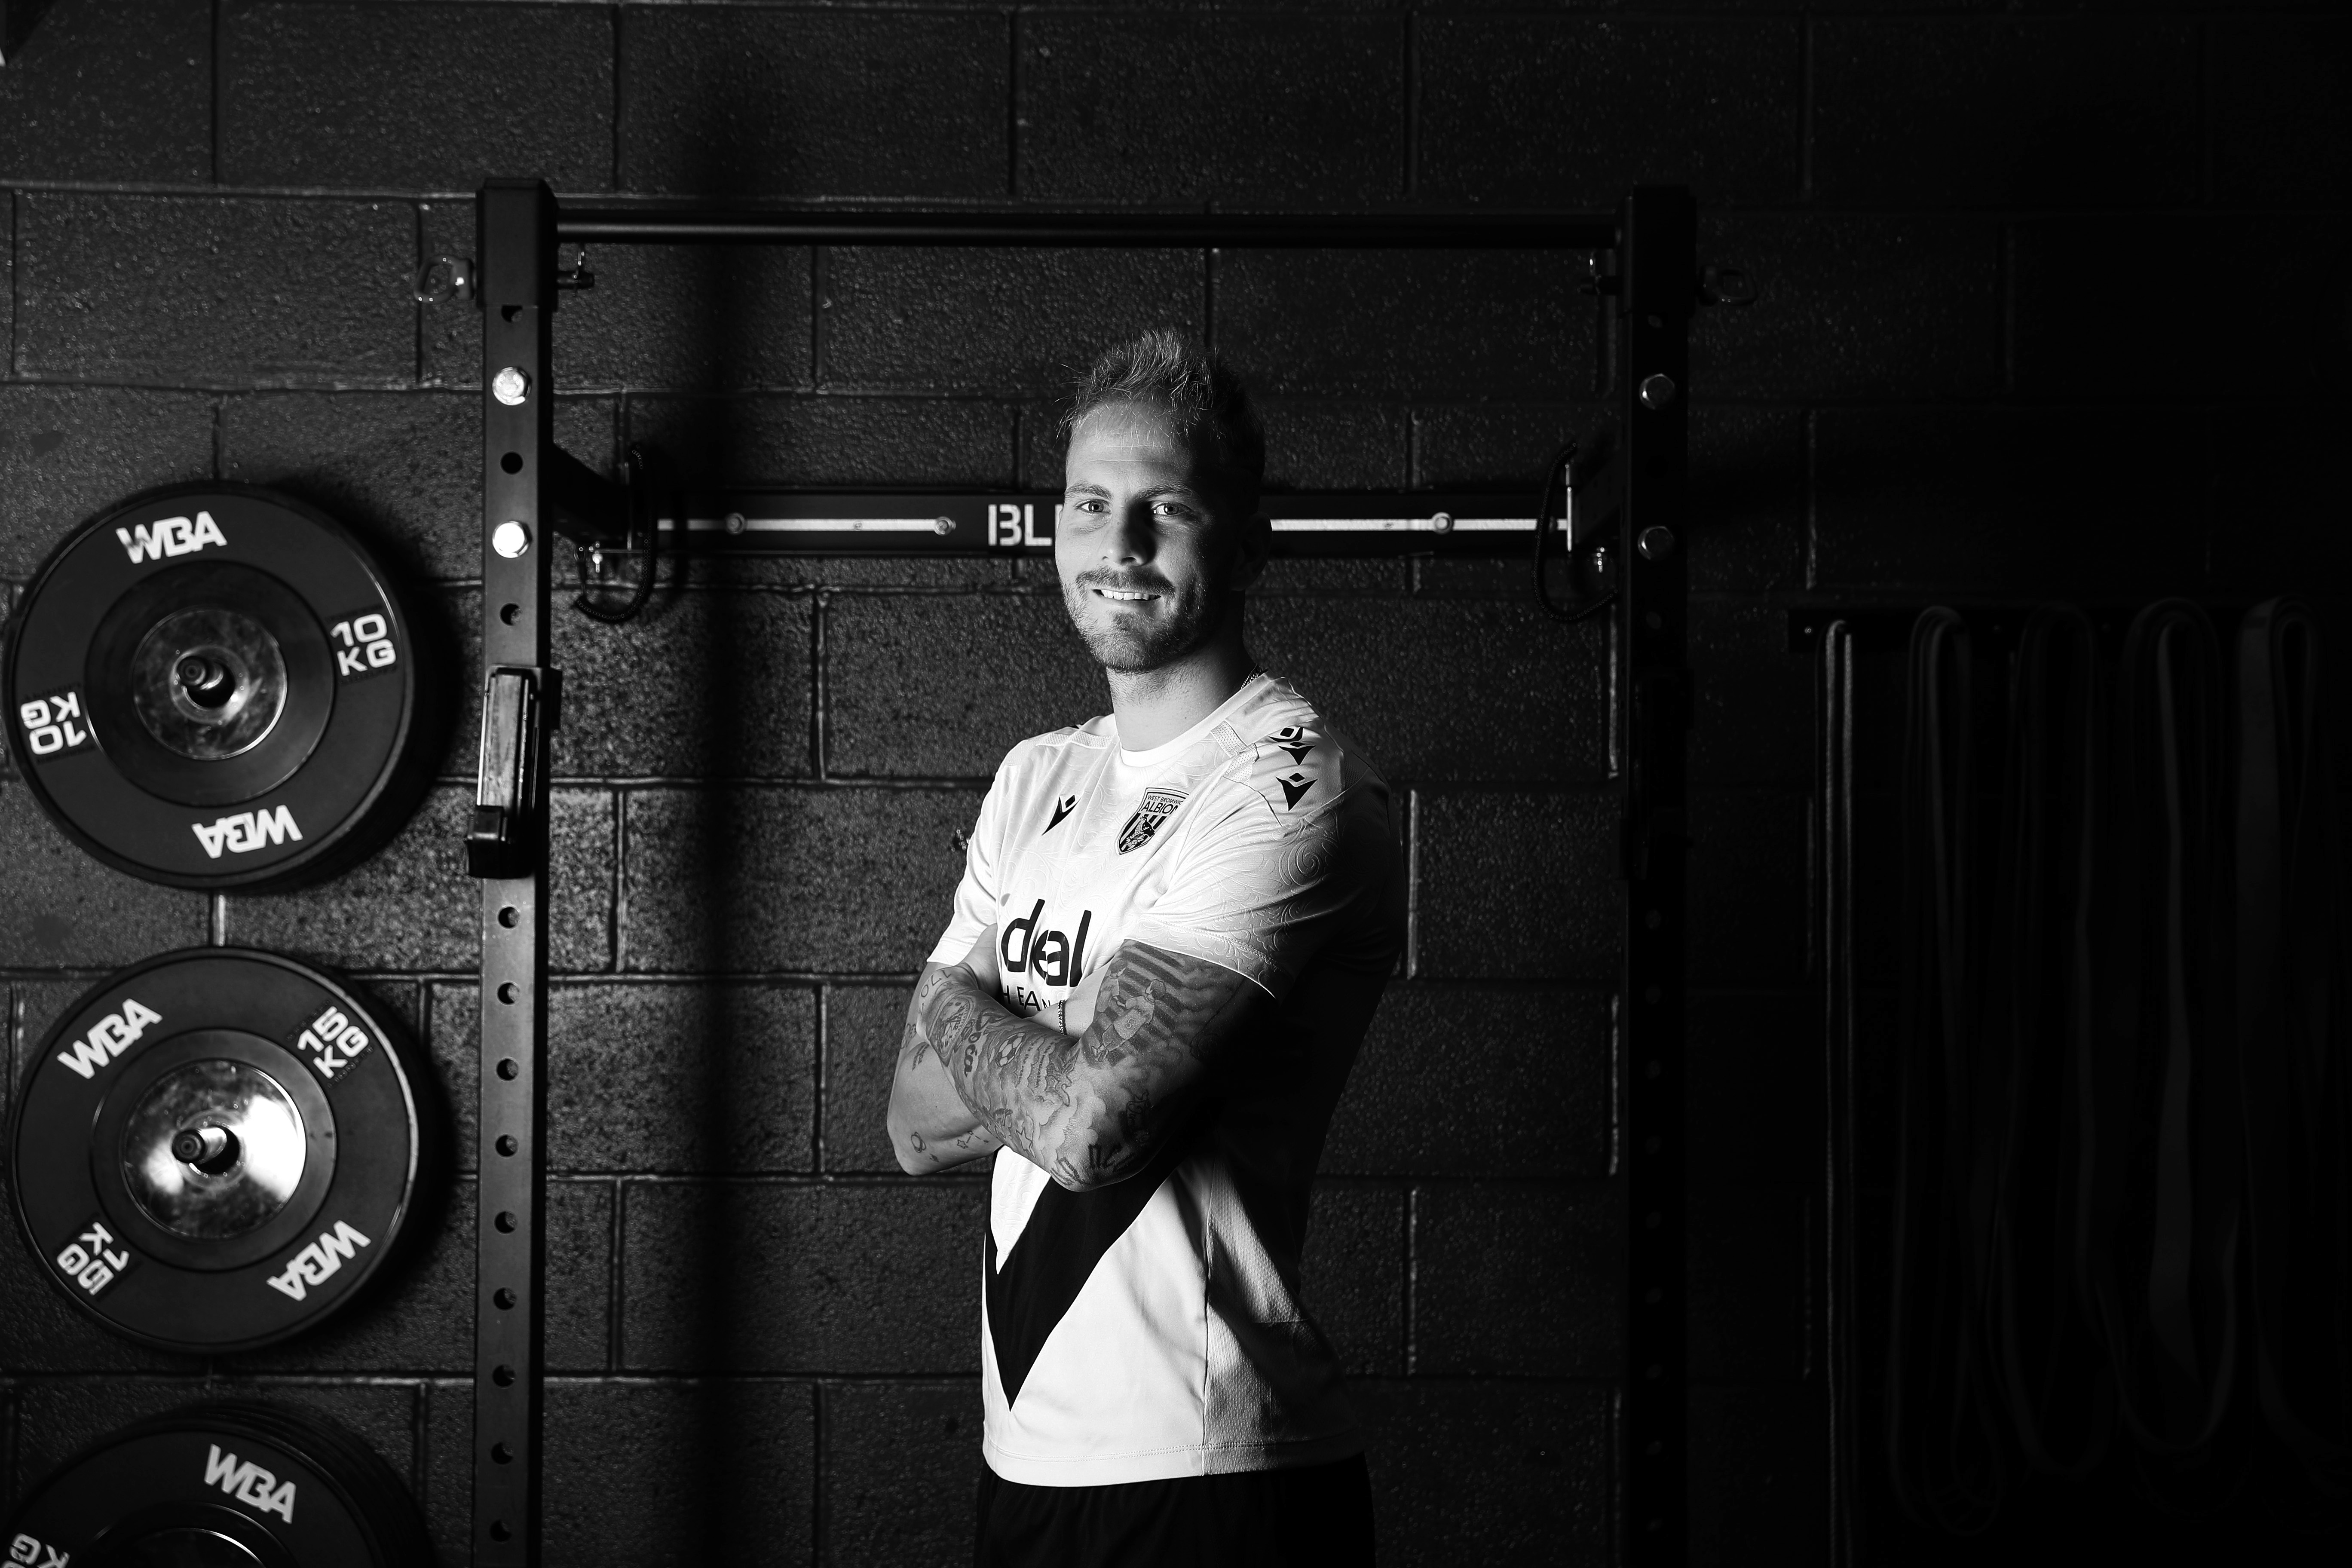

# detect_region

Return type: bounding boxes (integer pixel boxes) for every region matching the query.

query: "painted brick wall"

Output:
[2,3,2343,1565]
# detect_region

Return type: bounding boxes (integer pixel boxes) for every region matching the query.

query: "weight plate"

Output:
[5,1402,432,1568]
[8,949,430,1353]
[2,483,433,889]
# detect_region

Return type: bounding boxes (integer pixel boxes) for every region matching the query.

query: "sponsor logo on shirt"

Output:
[1116,787,1186,854]
[1277,772,1315,810]
[1000,898,1093,993]
[1044,794,1078,834]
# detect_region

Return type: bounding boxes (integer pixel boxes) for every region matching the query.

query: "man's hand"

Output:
[916,940,1266,1191]
[885,931,1006,1175]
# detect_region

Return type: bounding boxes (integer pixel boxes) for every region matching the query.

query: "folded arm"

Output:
[886,959,1009,1175]
[913,939,1268,1191]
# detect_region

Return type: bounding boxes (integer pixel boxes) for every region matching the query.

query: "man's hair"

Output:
[1062,329,1265,513]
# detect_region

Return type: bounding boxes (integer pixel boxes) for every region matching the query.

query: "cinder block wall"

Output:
[1,3,2340,1565]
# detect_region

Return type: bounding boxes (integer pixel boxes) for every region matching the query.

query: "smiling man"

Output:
[886,330,1404,1566]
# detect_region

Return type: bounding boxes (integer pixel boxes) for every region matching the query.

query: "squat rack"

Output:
[467,179,1695,1567]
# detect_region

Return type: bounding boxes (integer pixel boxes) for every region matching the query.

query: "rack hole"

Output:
[497,1057,518,1080]
[493,1442,513,1464]
[493,1364,516,1386]
[496,1210,517,1232]
[500,603,520,625]
[497,981,518,1004]
[500,305,521,323]
[496,1134,519,1157]
[501,451,524,474]
[490,1521,511,1542]
[499,905,519,928]
[494,1287,517,1309]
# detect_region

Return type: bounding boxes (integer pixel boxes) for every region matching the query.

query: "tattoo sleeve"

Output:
[916,941,1265,1190]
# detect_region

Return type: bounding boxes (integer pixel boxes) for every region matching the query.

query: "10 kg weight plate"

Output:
[9,949,430,1353]
[3,483,432,889]
[6,1402,432,1567]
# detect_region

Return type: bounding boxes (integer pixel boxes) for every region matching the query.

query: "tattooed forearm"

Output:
[916,941,1264,1190]
[898,963,956,1073]
[886,960,1004,1175]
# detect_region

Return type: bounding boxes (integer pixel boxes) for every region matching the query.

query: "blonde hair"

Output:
[1062,329,1265,511]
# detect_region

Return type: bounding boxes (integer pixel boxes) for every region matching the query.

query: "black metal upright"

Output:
[472,178,556,1568]
[1618,184,1695,1568]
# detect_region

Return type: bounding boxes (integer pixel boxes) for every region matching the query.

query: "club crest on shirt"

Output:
[1117,787,1188,854]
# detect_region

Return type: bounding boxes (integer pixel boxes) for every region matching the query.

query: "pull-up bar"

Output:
[555,205,1619,250]
[469,177,1691,1568]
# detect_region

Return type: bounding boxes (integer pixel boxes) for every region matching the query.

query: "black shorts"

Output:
[974,1453,1375,1568]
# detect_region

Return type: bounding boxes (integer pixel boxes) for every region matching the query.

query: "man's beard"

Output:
[1061,568,1228,673]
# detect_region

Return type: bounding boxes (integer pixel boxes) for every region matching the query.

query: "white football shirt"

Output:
[928,671,1406,1485]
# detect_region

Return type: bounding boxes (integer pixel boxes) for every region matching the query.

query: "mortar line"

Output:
[611,784,630,972]
[812,982,829,1176]
[810,591,830,779]
[1403,787,1420,978]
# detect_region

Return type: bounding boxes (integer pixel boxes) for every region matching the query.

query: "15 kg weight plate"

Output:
[2,483,432,889]
[5,1402,432,1567]
[9,949,431,1353]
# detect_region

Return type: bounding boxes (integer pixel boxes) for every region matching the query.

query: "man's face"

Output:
[1057,401,1256,674]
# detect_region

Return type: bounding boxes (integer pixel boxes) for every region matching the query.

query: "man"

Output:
[887,329,1405,1566]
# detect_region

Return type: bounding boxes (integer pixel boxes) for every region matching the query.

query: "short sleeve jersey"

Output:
[928,672,1405,1485]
